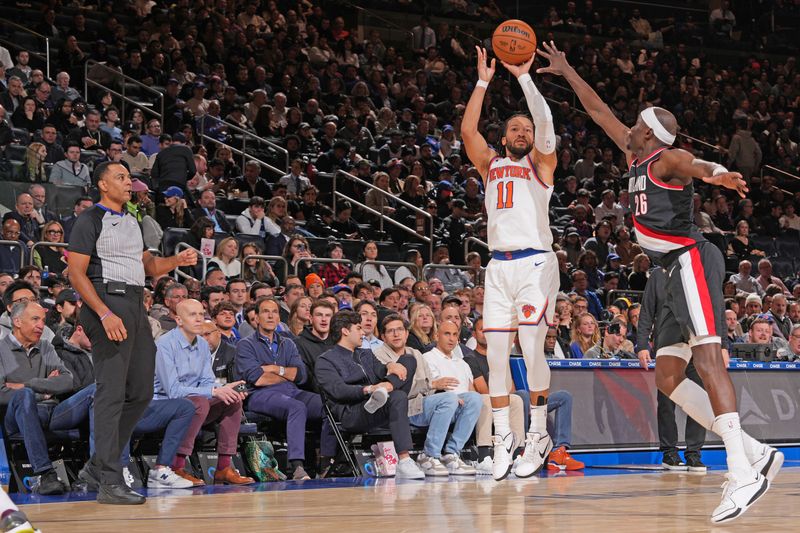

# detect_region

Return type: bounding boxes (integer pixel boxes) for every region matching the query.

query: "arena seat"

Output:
[162,227,191,257]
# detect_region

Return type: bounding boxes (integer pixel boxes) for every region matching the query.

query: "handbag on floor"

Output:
[243,437,287,482]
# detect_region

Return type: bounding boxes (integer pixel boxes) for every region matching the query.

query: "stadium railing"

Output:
[241,254,289,282]
[84,59,165,122]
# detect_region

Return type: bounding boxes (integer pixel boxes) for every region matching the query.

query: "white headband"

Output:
[641,107,675,145]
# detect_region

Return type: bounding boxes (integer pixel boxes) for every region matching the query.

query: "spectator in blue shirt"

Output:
[236,296,337,481]
[154,299,255,487]
[569,313,601,359]
[570,270,604,320]
[357,300,384,350]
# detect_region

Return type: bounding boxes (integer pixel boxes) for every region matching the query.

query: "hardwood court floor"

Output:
[19,467,800,532]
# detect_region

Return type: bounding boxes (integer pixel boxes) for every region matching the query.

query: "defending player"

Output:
[536,40,781,523]
[461,47,558,481]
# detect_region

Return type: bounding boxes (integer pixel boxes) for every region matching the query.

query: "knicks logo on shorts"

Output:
[522,305,537,318]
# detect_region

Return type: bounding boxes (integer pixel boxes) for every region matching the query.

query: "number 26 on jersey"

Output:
[634,193,648,216]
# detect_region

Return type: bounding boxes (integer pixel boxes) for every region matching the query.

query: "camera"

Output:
[607,323,622,335]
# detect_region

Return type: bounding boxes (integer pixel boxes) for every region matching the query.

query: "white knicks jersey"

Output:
[484,153,554,252]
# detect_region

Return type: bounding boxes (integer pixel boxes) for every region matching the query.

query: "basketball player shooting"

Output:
[536,40,782,523]
[461,46,558,481]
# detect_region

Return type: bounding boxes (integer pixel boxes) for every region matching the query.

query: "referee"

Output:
[68,161,197,504]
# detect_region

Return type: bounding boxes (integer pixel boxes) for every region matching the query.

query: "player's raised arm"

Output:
[501,55,557,184]
[461,46,498,178]
[536,40,631,156]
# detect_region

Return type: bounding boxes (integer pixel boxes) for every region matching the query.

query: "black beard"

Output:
[506,144,531,158]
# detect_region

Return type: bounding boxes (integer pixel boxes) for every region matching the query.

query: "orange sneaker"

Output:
[214,466,255,485]
[548,446,585,471]
[173,468,206,487]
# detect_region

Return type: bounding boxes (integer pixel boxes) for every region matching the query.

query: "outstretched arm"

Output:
[461,46,498,179]
[654,149,749,198]
[502,55,557,184]
[536,40,631,156]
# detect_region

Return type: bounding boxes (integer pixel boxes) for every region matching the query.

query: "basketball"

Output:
[492,19,537,65]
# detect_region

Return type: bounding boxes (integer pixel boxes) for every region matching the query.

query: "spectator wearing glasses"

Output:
[776,324,800,361]
[200,319,237,383]
[140,119,162,156]
[33,221,67,275]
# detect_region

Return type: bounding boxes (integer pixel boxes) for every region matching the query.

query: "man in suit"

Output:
[200,319,237,383]
[191,190,232,234]
[265,217,296,257]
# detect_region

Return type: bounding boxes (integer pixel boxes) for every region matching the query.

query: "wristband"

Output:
[712,165,729,176]
[100,310,112,322]
[476,79,489,89]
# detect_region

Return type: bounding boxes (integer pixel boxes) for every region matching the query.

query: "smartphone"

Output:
[297,244,306,252]
[234,383,248,393]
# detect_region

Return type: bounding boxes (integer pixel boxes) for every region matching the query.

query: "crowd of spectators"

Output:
[0,0,799,489]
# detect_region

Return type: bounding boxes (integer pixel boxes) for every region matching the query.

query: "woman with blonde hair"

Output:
[365,171,396,220]
[264,196,287,236]
[33,220,67,274]
[288,296,313,336]
[569,312,601,359]
[407,303,437,353]
[210,236,241,278]
[24,142,47,182]
[627,253,651,291]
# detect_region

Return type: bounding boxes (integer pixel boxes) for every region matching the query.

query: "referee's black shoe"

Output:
[77,461,101,491]
[661,451,688,471]
[97,484,146,505]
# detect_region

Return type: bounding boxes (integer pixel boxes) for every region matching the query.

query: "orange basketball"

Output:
[492,19,537,65]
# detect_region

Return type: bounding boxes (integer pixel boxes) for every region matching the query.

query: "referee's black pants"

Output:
[657,360,706,455]
[80,284,156,485]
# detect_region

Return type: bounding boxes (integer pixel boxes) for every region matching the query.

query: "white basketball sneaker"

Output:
[492,433,515,481]
[710,471,769,524]
[514,432,553,478]
[750,444,784,482]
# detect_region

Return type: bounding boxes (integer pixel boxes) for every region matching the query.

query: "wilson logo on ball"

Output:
[501,25,530,38]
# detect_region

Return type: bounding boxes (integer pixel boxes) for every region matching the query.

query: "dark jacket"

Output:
[0,240,29,274]
[190,207,232,234]
[294,326,333,390]
[212,340,238,382]
[52,333,94,392]
[235,330,308,388]
[3,211,40,243]
[315,344,388,419]
[150,144,196,189]
[67,126,112,151]
[636,267,665,353]
[0,335,74,405]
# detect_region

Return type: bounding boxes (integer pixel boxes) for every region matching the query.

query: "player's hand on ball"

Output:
[501,53,534,78]
[536,40,571,76]
[475,46,496,83]
[176,248,198,266]
[701,172,748,198]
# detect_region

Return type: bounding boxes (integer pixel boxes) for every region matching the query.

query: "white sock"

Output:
[530,405,547,435]
[711,413,752,477]
[492,406,511,438]
[670,379,765,462]
[0,487,19,514]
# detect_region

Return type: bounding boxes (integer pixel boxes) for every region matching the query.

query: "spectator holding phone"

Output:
[584,318,636,359]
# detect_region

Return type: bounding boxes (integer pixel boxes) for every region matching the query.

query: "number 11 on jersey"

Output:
[496,181,514,209]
